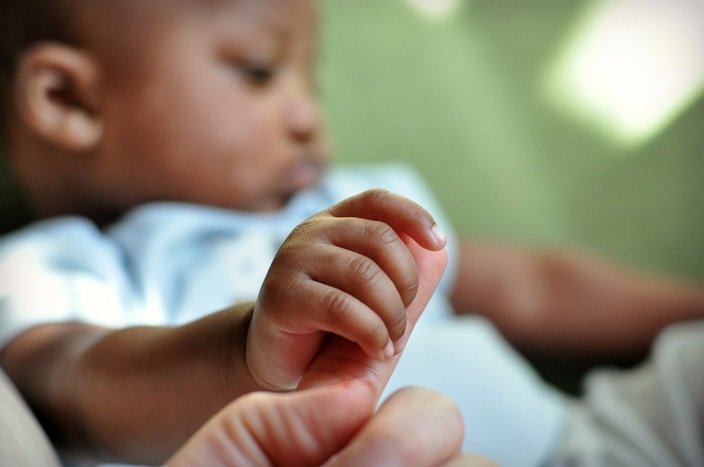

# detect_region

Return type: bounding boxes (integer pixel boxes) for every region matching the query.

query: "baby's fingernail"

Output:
[383,339,395,360]
[431,224,447,246]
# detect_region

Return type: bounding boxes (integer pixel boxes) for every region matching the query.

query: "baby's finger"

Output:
[248,273,394,389]
[283,215,420,307]
[298,243,448,396]
[315,216,420,309]
[310,244,408,345]
[299,280,400,361]
[325,189,447,252]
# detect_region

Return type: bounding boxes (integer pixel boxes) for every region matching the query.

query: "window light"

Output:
[544,0,704,147]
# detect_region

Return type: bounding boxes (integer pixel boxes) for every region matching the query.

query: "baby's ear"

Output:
[13,43,102,152]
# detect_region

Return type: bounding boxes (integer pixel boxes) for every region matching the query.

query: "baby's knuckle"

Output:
[321,289,355,321]
[348,255,382,285]
[398,279,419,305]
[388,311,407,340]
[262,274,304,307]
[360,188,391,204]
[285,226,311,247]
[364,222,398,247]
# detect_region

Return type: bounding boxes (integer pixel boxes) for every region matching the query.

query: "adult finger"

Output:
[324,387,464,467]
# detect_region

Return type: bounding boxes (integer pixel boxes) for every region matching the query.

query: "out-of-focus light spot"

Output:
[407,0,459,18]
[544,0,704,147]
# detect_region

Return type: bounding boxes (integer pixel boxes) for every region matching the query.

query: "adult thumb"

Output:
[166,380,376,467]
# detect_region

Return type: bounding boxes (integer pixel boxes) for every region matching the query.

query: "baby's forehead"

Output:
[83,0,315,45]
[71,1,204,51]
[78,0,289,35]
[75,0,316,68]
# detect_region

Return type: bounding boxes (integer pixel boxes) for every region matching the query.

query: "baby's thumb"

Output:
[167,380,375,467]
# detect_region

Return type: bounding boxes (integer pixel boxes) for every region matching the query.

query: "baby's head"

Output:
[0,0,329,223]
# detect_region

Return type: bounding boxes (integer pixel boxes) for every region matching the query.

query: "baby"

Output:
[1,0,703,465]
[0,1,456,464]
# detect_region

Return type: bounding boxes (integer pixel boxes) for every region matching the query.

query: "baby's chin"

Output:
[230,188,311,213]
[270,161,328,206]
[213,163,328,213]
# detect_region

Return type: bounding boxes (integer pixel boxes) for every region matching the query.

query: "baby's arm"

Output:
[247,189,447,390]
[451,238,704,360]
[0,303,260,464]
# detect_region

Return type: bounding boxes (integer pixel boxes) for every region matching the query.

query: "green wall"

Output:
[320,0,704,279]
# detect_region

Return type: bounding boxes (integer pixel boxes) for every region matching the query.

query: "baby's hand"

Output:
[246,189,447,390]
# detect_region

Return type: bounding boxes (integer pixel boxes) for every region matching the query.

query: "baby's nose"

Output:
[285,91,323,143]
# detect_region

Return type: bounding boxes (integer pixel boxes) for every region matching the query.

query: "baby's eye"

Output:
[240,63,275,86]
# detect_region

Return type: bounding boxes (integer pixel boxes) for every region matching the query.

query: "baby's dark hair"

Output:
[0,0,79,225]
[0,0,80,143]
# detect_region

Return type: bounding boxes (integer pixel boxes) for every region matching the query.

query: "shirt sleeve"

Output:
[0,219,133,349]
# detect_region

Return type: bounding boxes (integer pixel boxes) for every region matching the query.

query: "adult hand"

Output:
[167,381,495,467]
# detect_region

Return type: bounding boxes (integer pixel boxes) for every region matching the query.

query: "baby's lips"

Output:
[290,162,323,188]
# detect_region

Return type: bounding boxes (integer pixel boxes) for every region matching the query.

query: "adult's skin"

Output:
[168,383,495,467]
[169,239,496,466]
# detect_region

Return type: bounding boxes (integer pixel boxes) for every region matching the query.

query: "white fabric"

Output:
[551,320,704,467]
[0,368,61,467]
[0,164,566,467]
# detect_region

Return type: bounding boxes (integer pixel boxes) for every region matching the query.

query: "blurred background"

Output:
[320,0,704,282]
[2,0,702,279]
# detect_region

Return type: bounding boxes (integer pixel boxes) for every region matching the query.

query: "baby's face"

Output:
[90,0,329,212]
